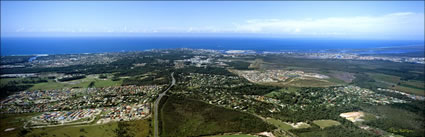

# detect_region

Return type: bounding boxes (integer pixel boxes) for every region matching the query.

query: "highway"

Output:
[154,72,175,137]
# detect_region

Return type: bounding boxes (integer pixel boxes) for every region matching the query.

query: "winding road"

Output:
[154,72,175,137]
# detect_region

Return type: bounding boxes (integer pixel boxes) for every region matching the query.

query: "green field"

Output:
[25,122,118,137]
[11,119,150,137]
[0,111,151,137]
[209,134,257,137]
[362,105,425,137]
[312,120,341,129]
[368,73,425,96]
[286,78,341,87]
[292,126,377,137]
[0,113,39,137]
[0,78,22,86]
[265,118,293,130]
[160,96,275,137]
[30,74,123,90]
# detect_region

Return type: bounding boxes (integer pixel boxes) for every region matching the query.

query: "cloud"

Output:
[232,12,424,39]
[15,28,25,32]
[387,12,414,16]
[4,12,423,40]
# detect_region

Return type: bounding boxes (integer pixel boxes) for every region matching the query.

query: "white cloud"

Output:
[15,28,25,32]
[387,12,414,16]
[6,12,423,40]
[232,12,424,39]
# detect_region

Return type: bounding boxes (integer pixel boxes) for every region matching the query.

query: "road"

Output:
[154,72,175,137]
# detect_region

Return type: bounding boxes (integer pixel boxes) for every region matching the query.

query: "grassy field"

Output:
[362,105,425,137]
[25,122,118,137]
[0,78,22,86]
[327,70,356,83]
[160,96,275,137]
[393,84,424,96]
[367,73,425,96]
[209,134,257,137]
[265,118,293,130]
[0,113,39,137]
[286,78,341,87]
[30,74,123,90]
[1,112,151,137]
[312,120,341,129]
[16,119,150,137]
[0,74,123,91]
[292,126,377,137]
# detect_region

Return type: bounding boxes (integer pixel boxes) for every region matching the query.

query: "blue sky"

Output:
[1,1,424,40]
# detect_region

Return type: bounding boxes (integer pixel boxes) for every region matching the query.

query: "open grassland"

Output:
[30,74,123,90]
[208,134,257,137]
[25,122,118,137]
[286,78,342,87]
[160,96,275,137]
[0,113,39,137]
[265,118,293,130]
[368,73,400,84]
[312,120,341,129]
[0,74,123,92]
[393,86,424,96]
[0,78,22,86]
[259,55,424,94]
[19,118,151,137]
[249,77,343,88]
[1,111,151,137]
[291,126,378,137]
[367,73,425,96]
[327,70,356,83]
[362,105,425,137]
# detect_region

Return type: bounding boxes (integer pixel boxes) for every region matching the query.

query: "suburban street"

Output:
[154,72,175,137]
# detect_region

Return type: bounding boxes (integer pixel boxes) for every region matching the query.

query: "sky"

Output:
[1,1,424,40]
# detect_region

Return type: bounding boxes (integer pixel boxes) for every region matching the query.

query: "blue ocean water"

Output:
[1,37,423,56]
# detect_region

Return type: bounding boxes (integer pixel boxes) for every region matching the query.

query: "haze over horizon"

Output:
[1,1,424,40]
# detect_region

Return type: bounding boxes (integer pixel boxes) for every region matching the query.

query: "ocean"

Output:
[1,37,423,56]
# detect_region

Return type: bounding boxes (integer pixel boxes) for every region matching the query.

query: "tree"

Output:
[88,82,95,88]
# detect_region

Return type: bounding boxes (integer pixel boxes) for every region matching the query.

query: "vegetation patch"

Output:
[209,134,257,137]
[286,78,338,87]
[30,74,123,90]
[265,118,293,130]
[362,105,425,137]
[312,120,341,129]
[327,70,355,83]
[14,118,151,137]
[291,125,378,137]
[0,113,39,137]
[160,96,275,137]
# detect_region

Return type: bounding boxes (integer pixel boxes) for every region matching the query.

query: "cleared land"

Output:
[0,113,39,137]
[368,73,425,96]
[286,78,340,87]
[312,120,341,129]
[30,74,123,90]
[209,134,257,137]
[327,70,355,83]
[1,112,151,137]
[362,105,425,137]
[160,96,275,137]
[265,118,293,130]
[25,122,118,137]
